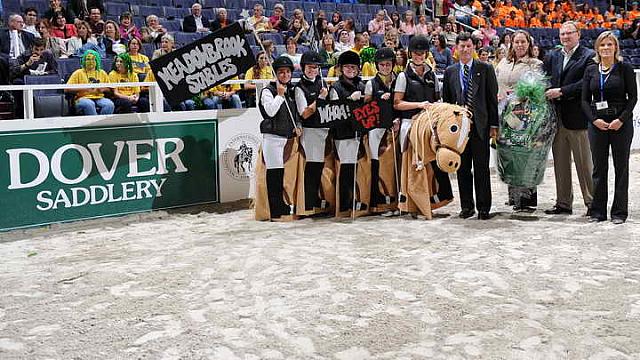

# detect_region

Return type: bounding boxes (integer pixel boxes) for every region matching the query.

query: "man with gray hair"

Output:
[0,14,35,59]
[543,21,595,216]
[183,3,210,33]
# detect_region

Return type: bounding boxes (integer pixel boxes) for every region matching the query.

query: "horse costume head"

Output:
[409,103,472,173]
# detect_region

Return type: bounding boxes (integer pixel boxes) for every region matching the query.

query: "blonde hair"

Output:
[593,30,623,64]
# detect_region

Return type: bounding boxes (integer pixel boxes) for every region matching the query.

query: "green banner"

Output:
[0,120,219,231]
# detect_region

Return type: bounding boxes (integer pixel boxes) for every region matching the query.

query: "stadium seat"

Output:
[58,58,82,80]
[631,57,640,67]
[24,74,62,96]
[34,95,68,118]
[226,0,247,9]
[285,1,302,10]
[400,34,411,48]
[164,19,182,32]
[149,0,172,6]
[303,2,319,13]
[202,0,224,8]
[261,32,284,45]
[336,3,353,13]
[21,0,47,14]
[353,3,368,13]
[383,5,396,14]
[142,43,156,57]
[173,0,192,8]
[297,45,309,54]
[105,2,131,15]
[137,5,158,17]
[367,4,382,13]
[103,58,114,72]
[319,3,336,12]
[622,39,634,49]
[174,32,200,45]
[370,33,384,48]
[251,45,261,56]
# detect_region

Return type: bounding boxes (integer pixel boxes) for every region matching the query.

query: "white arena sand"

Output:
[1,154,639,360]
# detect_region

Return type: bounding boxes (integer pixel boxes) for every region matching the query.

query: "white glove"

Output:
[349,91,362,101]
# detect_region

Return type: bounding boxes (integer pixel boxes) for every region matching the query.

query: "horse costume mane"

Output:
[409,103,471,173]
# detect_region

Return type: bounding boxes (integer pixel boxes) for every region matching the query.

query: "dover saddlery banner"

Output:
[0,121,219,231]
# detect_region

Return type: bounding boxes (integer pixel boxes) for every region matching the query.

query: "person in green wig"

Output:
[109,52,148,113]
[65,49,114,115]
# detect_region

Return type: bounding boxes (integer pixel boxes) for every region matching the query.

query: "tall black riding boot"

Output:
[304,162,323,210]
[370,159,385,207]
[339,164,354,212]
[266,168,290,218]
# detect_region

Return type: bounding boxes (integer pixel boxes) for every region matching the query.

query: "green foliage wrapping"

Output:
[514,78,546,105]
[360,47,377,64]
[497,72,557,187]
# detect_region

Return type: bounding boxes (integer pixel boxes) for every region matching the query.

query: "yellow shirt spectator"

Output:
[130,53,150,75]
[109,70,140,97]
[245,66,274,80]
[67,68,111,100]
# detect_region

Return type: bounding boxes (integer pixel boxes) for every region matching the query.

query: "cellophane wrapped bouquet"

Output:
[497,71,557,187]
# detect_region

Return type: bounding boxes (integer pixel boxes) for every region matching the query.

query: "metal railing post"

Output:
[24,88,34,120]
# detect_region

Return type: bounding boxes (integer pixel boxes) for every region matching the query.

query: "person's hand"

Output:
[392,118,400,132]
[545,88,562,99]
[27,53,40,66]
[608,118,623,131]
[349,91,362,101]
[294,127,302,137]
[276,81,286,97]
[420,101,432,109]
[490,127,499,140]
[319,87,328,99]
[381,92,391,100]
[593,118,609,131]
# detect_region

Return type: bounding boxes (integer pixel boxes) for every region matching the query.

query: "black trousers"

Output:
[588,120,634,220]
[458,130,492,213]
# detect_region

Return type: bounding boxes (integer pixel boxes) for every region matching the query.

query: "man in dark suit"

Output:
[68,0,103,22]
[0,14,35,59]
[183,3,211,33]
[442,32,499,220]
[543,21,594,216]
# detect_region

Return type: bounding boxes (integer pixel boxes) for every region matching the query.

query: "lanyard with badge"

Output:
[596,63,615,111]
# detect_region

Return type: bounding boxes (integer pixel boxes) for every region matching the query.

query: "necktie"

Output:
[463,64,474,113]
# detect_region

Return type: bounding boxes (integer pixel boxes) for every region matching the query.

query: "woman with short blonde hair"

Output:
[581,31,637,224]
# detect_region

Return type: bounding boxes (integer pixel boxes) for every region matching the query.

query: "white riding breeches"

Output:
[301,127,329,162]
[262,134,288,169]
[400,118,412,151]
[368,128,386,160]
[335,138,359,164]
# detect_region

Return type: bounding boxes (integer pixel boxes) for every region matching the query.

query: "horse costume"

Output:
[399,103,472,218]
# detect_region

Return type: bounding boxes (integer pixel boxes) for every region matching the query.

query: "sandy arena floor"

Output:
[1,154,639,360]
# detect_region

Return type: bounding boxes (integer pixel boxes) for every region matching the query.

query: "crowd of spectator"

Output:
[0,0,639,118]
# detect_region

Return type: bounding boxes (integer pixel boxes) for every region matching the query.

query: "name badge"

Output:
[596,101,608,110]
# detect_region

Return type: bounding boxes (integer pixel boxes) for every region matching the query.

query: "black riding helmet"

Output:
[300,50,323,67]
[272,56,295,71]
[375,47,396,63]
[408,35,430,52]
[337,50,361,67]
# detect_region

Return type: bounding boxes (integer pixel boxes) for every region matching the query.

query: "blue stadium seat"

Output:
[631,57,640,67]
[105,2,130,15]
[226,0,247,9]
[174,32,200,45]
[370,33,384,47]
[58,58,81,80]
[21,0,47,13]
[149,0,172,6]
[136,5,159,17]
[297,45,309,54]
[367,4,382,13]
[24,74,62,96]
[202,8,216,20]
[251,45,261,56]
[336,3,352,13]
[622,39,634,49]
[173,0,192,8]
[400,34,411,48]
[319,3,336,12]
[164,19,182,32]
[303,2,319,12]
[202,0,224,8]
[261,32,284,45]
[142,43,156,57]
[353,3,367,13]
[397,5,410,13]
[383,5,396,14]
[285,1,302,10]
[103,58,114,72]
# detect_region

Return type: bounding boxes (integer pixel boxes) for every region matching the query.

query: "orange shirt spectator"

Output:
[529,17,543,28]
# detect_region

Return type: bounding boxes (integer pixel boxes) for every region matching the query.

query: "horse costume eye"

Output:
[450,124,459,133]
